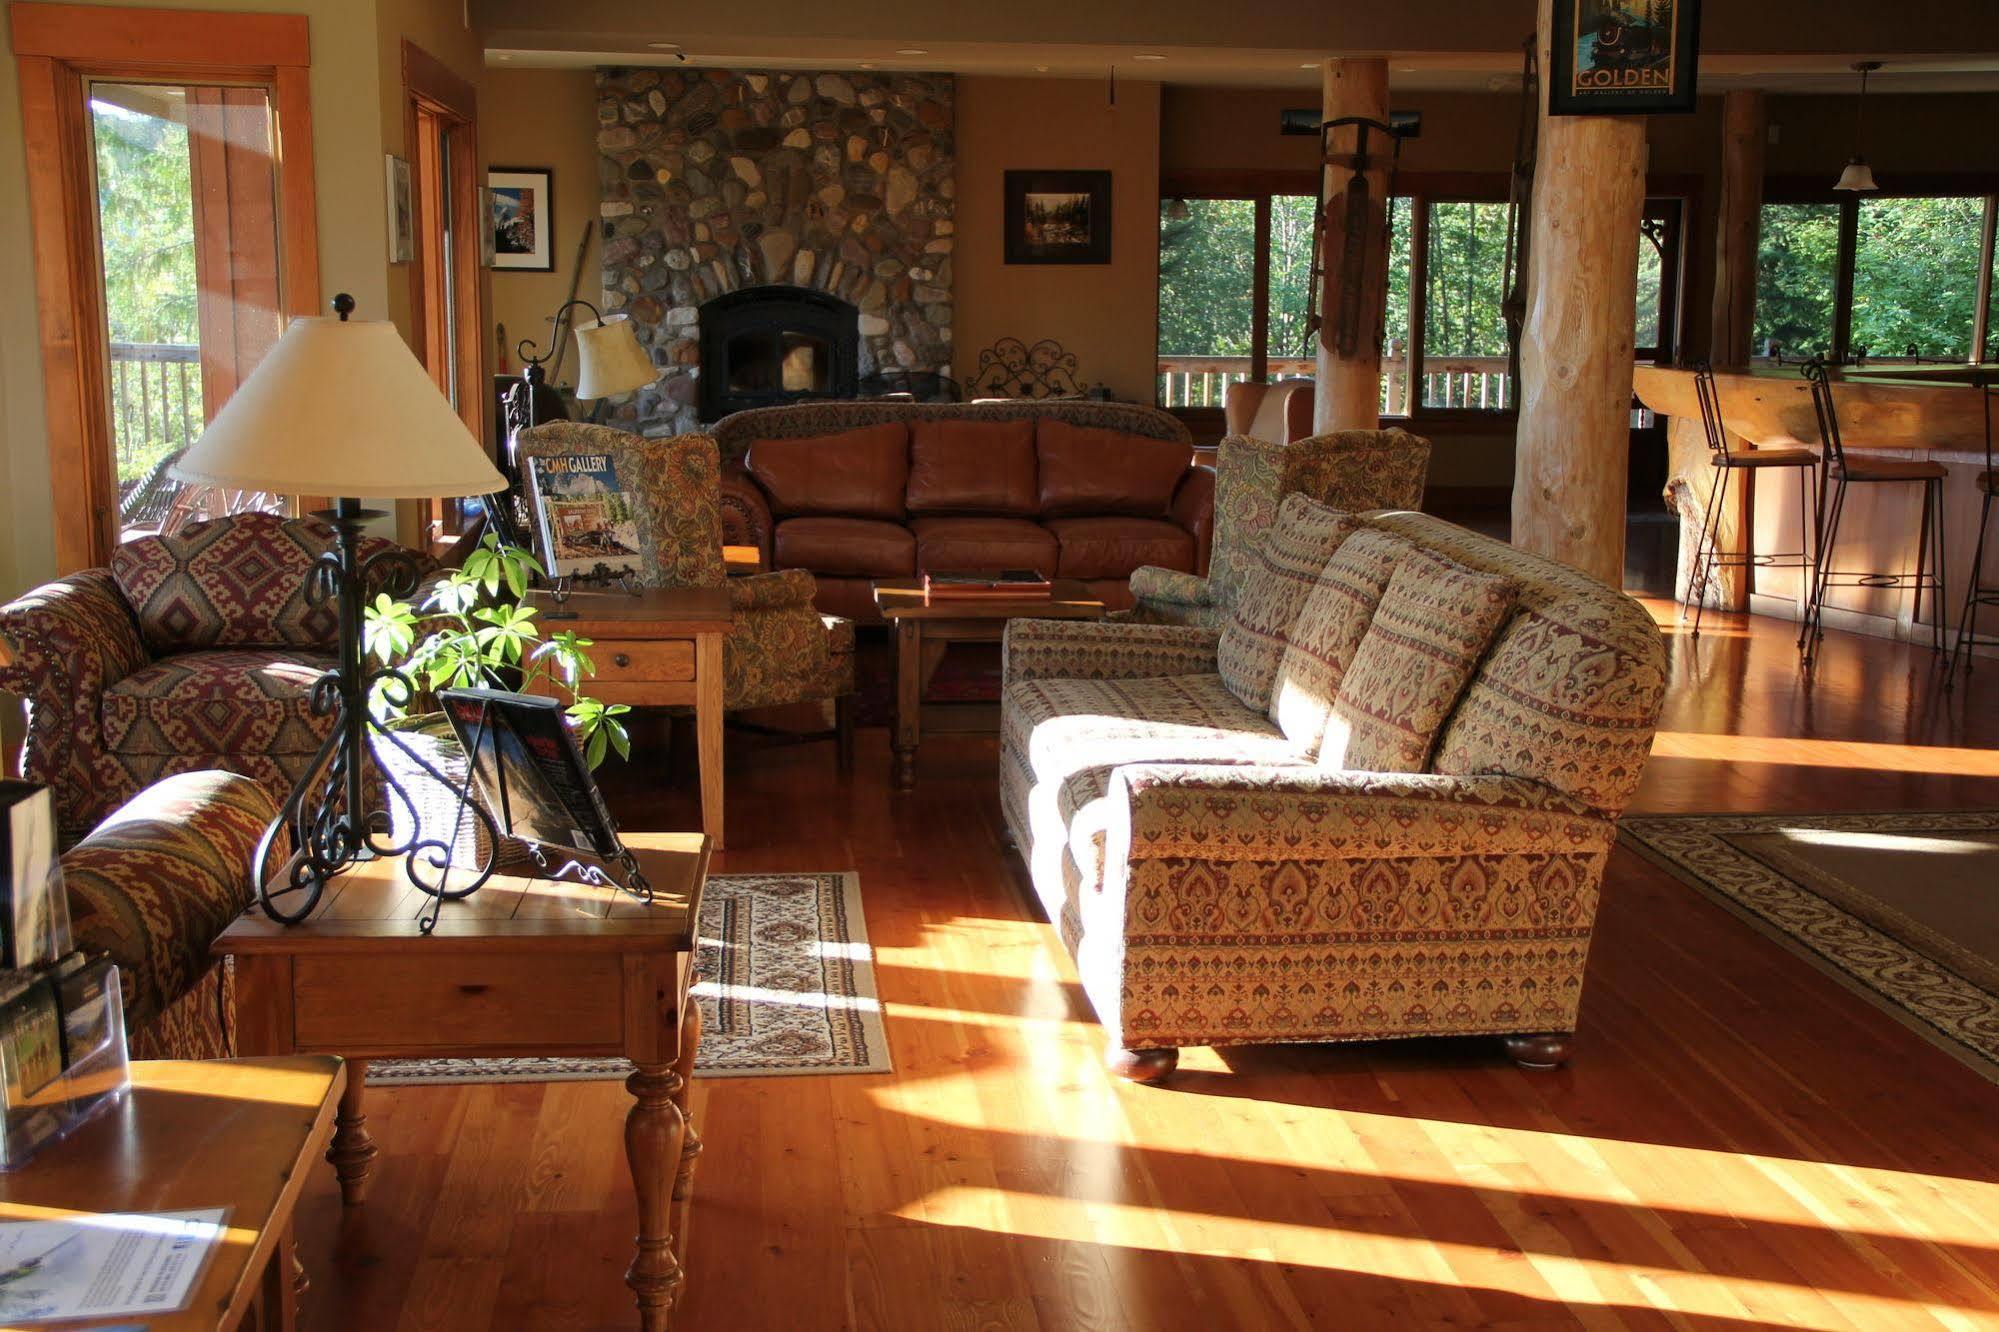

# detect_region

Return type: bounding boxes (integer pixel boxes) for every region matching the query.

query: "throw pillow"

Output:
[1324,548,1518,773]
[1216,494,1361,712]
[1267,528,1412,755]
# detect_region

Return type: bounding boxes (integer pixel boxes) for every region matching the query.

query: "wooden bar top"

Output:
[1634,362,1994,453]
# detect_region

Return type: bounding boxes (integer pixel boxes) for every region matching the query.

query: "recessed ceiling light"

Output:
[1133,53,1166,61]
[497,52,513,61]
[1299,62,1319,69]
[896,48,929,56]
[646,42,680,50]
[860,62,876,69]
[1035,64,1050,73]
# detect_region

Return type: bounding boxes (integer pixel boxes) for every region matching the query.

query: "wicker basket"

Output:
[372,713,537,874]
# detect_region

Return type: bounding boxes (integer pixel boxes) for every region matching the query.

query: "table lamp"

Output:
[172,294,510,926]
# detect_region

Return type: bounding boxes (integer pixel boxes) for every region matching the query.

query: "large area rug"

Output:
[1619,810,1999,1083]
[369,872,892,1086]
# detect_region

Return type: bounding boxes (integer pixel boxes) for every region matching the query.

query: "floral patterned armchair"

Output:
[0,511,428,844]
[515,423,855,759]
[1124,429,1432,629]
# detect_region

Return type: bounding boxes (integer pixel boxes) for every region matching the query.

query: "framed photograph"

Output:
[385,154,413,264]
[488,166,554,271]
[1004,170,1112,265]
[1548,0,1701,116]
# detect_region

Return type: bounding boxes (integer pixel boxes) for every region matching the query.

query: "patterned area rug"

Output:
[1620,810,1999,1084]
[369,872,891,1085]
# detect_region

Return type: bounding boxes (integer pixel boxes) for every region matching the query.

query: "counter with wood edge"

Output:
[1633,363,1996,645]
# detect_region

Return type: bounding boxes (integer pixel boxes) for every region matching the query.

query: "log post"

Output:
[1313,58,1390,434]
[1710,90,1766,368]
[1512,0,1648,586]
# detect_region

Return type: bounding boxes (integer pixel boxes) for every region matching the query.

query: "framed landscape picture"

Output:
[1548,0,1701,116]
[488,166,554,271]
[1004,170,1112,265]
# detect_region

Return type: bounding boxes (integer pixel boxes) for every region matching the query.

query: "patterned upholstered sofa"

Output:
[1127,429,1432,631]
[0,512,425,844]
[62,769,275,1060]
[1001,501,1667,1081]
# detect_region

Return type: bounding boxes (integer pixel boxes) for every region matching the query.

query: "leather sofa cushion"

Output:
[747,423,910,520]
[1042,517,1195,581]
[910,517,1058,575]
[774,517,916,577]
[1037,420,1190,518]
[906,420,1038,515]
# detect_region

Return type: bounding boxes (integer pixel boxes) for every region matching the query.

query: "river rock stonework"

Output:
[595,67,955,434]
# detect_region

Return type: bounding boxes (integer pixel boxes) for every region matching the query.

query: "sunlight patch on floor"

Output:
[1652,731,1999,775]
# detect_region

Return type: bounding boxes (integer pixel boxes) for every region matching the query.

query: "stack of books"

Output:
[921,569,1053,603]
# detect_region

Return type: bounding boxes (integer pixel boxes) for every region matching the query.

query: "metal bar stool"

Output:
[1800,355,1949,667]
[1684,361,1820,640]
[1948,382,1998,680]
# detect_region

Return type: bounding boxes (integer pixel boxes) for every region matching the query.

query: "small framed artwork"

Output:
[385,154,413,264]
[1004,169,1112,265]
[1548,0,1701,116]
[488,166,554,271]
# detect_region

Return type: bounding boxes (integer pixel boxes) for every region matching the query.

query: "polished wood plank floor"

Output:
[295,605,1999,1331]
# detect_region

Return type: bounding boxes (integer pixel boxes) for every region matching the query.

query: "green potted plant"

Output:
[363,535,631,860]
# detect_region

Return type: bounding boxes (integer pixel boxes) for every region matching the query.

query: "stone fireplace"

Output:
[594,67,955,435]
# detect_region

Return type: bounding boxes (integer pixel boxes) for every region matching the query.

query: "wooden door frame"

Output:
[11,2,318,573]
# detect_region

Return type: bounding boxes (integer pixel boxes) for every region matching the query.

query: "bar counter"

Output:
[1632,363,1996,646]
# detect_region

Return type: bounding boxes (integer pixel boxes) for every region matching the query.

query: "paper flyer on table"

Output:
[0,1207,226,1323]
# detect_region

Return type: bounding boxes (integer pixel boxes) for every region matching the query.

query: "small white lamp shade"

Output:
[573,313,660,400]
[1834,157,1879,192]
[172,309,508,499]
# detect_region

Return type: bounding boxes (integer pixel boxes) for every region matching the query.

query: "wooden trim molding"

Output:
[9,4,317,572]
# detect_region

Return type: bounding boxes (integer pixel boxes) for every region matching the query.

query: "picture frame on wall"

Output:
[385,154,413,264]
[1003,170,1113,265]
[488,166,554,271]
[1547,0,1701,116]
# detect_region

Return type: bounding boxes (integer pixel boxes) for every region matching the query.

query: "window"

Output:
[1752,191,1997,365]
[1420,201,1513,410]
[1157,198,1257,407]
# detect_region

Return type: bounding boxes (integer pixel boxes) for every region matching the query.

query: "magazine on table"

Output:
[921,568,1052,601]
[0,1207,226,1323]
[436,687,628,866]
[525,452,643,582]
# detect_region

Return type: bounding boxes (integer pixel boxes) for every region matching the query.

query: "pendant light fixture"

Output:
[1834,61,1883,192]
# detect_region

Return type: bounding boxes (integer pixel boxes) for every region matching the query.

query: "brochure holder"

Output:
[0,963,130,1172]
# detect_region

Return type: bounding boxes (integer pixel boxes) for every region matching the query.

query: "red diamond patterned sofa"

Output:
[0,511,427,844]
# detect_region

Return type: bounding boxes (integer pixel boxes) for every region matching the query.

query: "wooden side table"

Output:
[872,578,1105,790]
[0,1055,344,1331]
[526,585,731,848]
[215,835,710,1332]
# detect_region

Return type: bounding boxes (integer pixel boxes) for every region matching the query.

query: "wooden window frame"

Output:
[401,39,487,551]
[11,2,318,573]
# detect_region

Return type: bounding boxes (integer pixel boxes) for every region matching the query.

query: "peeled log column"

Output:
[1512,0,1647,586]
[1710,90,1766,369]
[1313,58,1390,434]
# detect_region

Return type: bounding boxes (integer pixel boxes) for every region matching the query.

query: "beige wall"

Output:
[953,76,1162,404]
[479,66,602,396]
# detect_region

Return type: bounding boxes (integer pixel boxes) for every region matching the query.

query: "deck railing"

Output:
[109,341,202,475]
[1157,351,1515,418]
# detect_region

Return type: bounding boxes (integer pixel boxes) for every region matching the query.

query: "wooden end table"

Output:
[215,834,710,1332]
[0,1055,344,1331]
[526,586,731,849]
[872,577,1105,790]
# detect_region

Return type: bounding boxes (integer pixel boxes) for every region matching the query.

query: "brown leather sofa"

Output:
[715,401,1212,622]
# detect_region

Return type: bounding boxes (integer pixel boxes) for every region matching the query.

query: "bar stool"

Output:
[1684,361,1820,640]
[1801,356,1948,666]
[1948,383,1998,679]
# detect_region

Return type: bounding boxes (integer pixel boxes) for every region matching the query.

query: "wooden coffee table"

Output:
[526,586,731,848]
[0,1055,344,1330]
[873,577,1105,790]
[215,834,710,1331]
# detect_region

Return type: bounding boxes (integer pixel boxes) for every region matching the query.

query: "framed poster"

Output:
[1004,170,1113,265]
[1548,0,1701,116]
[488,166,554,271]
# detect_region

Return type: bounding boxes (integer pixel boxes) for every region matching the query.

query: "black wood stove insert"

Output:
[698,285,859,420]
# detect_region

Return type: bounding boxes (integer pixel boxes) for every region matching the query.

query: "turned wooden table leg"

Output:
[672,999,703,1202]
[626,1063,687,1331]
[327,1058,377,1206]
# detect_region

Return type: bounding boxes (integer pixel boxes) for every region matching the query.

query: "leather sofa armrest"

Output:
[1168,464,1216,576]
[1001,618,1220,688]
[719,465,775,566]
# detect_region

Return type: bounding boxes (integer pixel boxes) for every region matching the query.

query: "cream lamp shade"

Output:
[171,309,508,499]
[1834,157,1879,192]
[572,313,661,400]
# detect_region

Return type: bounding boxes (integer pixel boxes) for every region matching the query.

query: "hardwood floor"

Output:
[294,604,1999,1331]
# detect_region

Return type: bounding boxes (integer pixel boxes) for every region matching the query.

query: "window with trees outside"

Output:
[1753,191,1997,364]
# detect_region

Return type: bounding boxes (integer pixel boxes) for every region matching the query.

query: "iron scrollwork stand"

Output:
[253,497,503,934]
